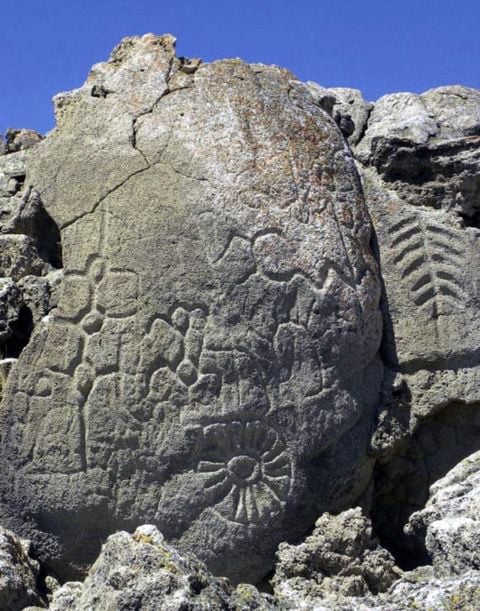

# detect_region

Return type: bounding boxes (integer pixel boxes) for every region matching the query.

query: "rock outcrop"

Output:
[20,506,480,610]
[0,32,480,609]
[0,34,383,584]
[340,84,480,558]
[0,130,61,365]
[406,449,480,576]
[272,507,401,609]
[44,525,270,611]
[0,526,45,610]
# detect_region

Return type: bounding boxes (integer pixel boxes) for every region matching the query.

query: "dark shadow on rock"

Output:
[367,224,480,570]
[4,305,34,358]
[3,188,62,269]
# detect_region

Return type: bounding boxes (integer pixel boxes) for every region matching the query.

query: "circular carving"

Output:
[197,420,292,525]
[227,455,260,487]
[81,310,104,334]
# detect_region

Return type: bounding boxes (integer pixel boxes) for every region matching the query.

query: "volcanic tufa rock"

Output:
[272,507,401,608]
[0,526,44,610]
[0,34,383,583]
[44,525,275,611]
[406,449,480,577]
[349,85,480,554]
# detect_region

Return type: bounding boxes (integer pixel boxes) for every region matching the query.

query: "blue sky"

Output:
[1,0,479,135]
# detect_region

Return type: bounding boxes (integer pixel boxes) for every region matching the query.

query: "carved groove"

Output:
[388,214,465,314]
[198,420,291,525]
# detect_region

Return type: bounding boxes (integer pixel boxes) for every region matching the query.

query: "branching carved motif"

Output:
[388,214,465,314]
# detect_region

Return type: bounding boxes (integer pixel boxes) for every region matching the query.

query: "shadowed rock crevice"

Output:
[3,188,63,269]
[371,401,480,570]
[3,304,34,358]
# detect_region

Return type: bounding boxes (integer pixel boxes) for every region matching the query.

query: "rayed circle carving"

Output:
[197,420,292,525]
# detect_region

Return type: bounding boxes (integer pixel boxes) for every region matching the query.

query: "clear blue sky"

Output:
[1,0,479,135]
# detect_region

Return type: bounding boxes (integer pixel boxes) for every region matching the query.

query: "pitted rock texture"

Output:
[0,34,383,583]
[0,526,44,610]
[45,525,275,611]
[341,84,480,557]
[406,450,480,577]
[272,508,401,608]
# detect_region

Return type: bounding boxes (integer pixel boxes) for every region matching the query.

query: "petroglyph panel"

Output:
[0,36,382,583]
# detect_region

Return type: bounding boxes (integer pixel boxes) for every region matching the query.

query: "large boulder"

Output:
[0,34,383,583]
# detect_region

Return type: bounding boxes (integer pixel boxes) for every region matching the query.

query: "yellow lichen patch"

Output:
[236,584,254,601]
[132,532,153,545]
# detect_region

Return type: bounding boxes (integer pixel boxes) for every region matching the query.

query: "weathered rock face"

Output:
[339,84,480,556]
[0,35,383,583]
[0,526,45,611]
[406,450,480,577]
[0,131,61,356]
[272,507,401,609]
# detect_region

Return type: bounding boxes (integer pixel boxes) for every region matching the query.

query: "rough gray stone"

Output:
[352,85,480,553]
[47,525,273,611]
[0,151,27,223]
[18,269,64,325]
[4,129,43,154]
[0,142,61,360]
[356,86,480,216]
[306,83,373,146]
[0,34,383,583]
[369,570,480,611]
[406,450,480,576]
[272,508,401,608]
[0,278,22,345]
[0,526,44,610]
[271,569,480,610]
[0,234,49,281]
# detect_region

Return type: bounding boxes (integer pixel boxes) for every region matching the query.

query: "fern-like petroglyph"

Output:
[388,213,465,314]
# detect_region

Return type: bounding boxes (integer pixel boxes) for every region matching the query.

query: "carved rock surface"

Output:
[0,34,383,583]
[351,85,480,553]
